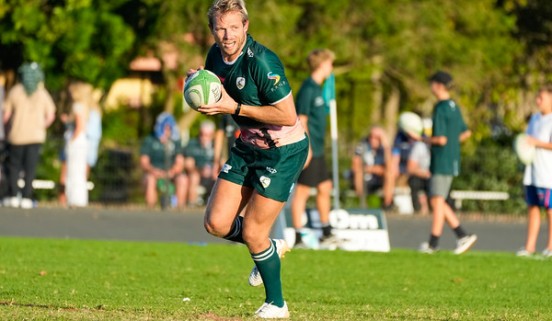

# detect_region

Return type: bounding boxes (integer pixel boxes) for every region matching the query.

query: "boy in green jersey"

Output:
[419,71,477,255]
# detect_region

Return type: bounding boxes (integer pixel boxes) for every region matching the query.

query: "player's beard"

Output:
[220,32,246,61]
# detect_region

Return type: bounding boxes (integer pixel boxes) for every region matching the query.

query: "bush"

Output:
[453,136,526,215]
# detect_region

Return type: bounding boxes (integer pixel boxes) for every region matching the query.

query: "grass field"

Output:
[1,237,550,321]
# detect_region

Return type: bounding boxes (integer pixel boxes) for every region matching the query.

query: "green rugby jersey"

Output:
[295,77,327,157]
[430,99,468,176]
[205,34,299,148]
[140,134,183,170]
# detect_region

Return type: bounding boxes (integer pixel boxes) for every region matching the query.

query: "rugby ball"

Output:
[514,133,536,165]
[183,69,222,111]
[398,112,423,136]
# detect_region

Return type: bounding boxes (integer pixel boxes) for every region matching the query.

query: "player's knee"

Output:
[203,215,227,238]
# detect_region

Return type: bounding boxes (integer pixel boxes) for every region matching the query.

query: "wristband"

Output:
[234,103,241,116]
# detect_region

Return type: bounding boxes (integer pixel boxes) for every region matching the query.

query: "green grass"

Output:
[0,237,550,321]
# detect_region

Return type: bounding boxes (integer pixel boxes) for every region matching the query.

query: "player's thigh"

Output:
[205,179,252,231]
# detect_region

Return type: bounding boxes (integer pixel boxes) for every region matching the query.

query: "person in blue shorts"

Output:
[189,0,308,318]
[517,85,552,257]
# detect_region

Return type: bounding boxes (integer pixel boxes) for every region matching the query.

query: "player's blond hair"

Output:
[307,49,335,72]
[208,0,248,29]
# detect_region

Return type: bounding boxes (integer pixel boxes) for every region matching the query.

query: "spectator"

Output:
[63,81,94,207]
[85,88,102,175]
[2,62,56,209]
[290,48,336,249]
[351,126,391,207]
[407,135,431,215]
[58,83,102,207]
[0,71,6,198]
[183,120,216,207]
[419,71,477,254]
[391,130,414,181]
[517,85,552,257]
[139,112,186,209]
[213,114,239,178]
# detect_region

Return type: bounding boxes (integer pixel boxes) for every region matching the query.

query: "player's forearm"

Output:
[535,141,552,150]
[237,103,297,126]
[429,136,447,146]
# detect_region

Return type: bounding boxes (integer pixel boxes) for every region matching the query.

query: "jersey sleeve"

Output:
[250,50,291,104]
[457,108,468,133]
[432,103,447,137]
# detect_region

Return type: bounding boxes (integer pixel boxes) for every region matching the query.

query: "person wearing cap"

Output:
[419,71,477,254]
[2,62,56,209]
[183,120,216,207]
[139,112,186,208]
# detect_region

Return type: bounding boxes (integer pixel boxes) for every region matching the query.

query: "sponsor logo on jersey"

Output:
[267,72,281,85]
[236,77,246,90]
[222,164,232,173]
[266,167,277,174]
[260,176,271,188]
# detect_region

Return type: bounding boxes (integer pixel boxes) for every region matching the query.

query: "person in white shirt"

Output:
[517,84,552,257]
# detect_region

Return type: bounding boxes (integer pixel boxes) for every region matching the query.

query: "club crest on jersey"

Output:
[260,176,271,188]
[222,164,232,173]
[247,48,254,57]
[267,72,281,85]
[236,77,246,90]
[315,96,325,107]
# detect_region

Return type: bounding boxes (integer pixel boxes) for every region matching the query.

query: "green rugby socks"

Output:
[251,240,284,307]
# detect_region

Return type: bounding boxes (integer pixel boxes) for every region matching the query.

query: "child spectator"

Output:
[517,85,552,257]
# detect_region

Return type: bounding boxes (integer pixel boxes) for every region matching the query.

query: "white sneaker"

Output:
[255,301,289,319]
[20,198,33,209]
[3,196,20,208]
[418,242,438,254]
[249,239,290,287]
[319,234,341,250]
[542,248,552,258]
[454,234,477,255]
[516,248,534,257]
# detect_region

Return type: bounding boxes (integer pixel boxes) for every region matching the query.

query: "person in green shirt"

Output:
[183,120,216,207]
[290,49,337,249]
[419,71,477,254]
[188,0,308,318]
[139,112,186,209]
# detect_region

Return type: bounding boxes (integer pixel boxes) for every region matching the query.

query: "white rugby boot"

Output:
[255,301,289,319]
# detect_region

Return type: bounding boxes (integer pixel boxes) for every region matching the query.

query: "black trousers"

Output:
[408,176,430,212]
[6,143,42,199]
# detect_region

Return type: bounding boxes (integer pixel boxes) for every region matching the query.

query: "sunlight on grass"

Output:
[1,238,550,320]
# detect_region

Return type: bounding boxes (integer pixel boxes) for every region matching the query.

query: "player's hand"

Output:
[186,66,204,78]
[197,86,237,116]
